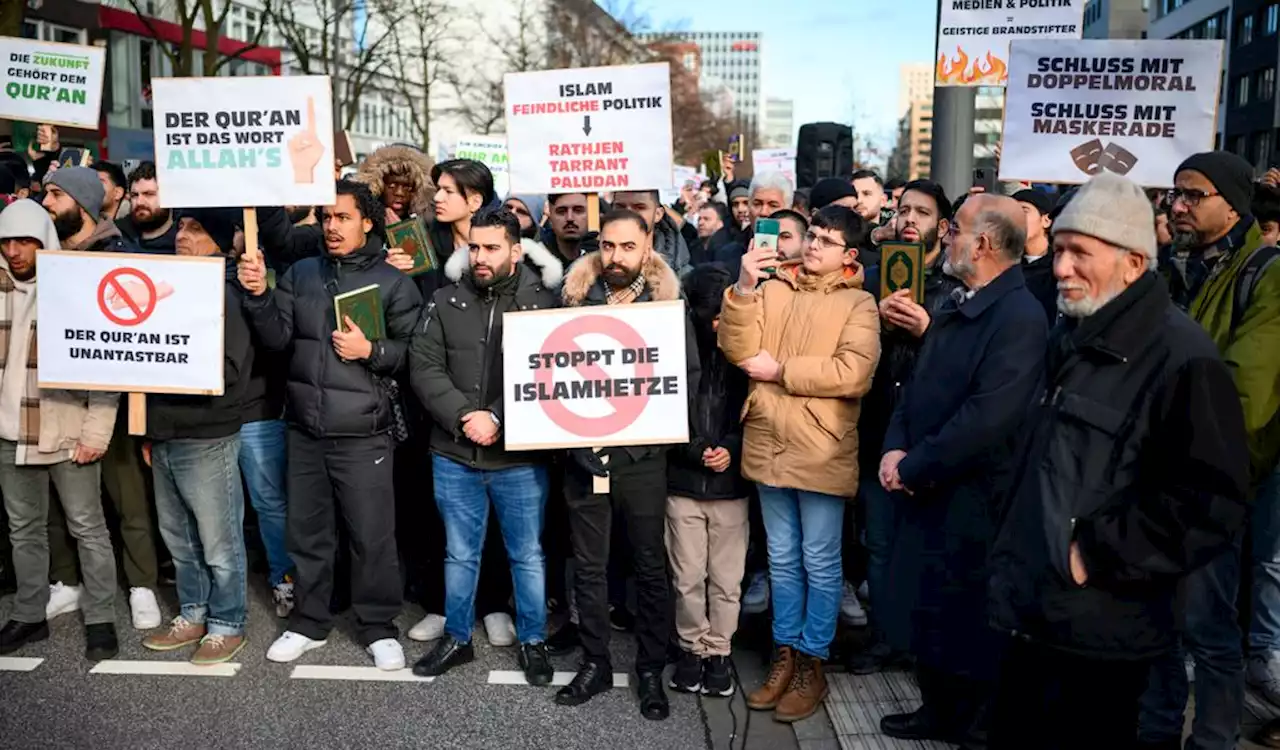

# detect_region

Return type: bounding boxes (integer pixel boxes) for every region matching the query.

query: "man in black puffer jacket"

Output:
[665,264,750,699]
[237,179,422,670]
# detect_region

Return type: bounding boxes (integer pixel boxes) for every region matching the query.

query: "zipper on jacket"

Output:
[471,292,499,466]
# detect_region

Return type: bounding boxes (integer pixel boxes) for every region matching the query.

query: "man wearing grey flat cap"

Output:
[40,166,135,253]
[987,172,1250,750]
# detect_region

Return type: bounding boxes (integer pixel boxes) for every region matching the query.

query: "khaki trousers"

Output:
[665,495,748,657]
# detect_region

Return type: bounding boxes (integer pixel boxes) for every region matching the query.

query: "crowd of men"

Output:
[0,133,1278,745]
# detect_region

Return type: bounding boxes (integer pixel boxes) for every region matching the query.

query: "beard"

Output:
[51,206,84,240]
[1170,228,1200,251]
[942,241,976,281]
[1057,284,1123,318]
[899,225,938,251]
[132,206,170,233]
[286,206,312,224]
[602,263,641,289]
[472,259,514,289]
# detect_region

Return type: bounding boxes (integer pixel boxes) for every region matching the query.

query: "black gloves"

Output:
[569,448,609,477]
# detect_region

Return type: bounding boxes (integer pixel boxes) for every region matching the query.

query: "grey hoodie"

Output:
[0,198,61,253]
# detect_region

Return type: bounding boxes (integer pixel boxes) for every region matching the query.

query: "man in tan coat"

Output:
[719,204,880,722]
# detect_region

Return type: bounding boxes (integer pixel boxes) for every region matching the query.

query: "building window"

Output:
[1255,131,1272,164]
[1233,135,1247,155]
[1239,14,1255,45]
[1269,4,1279,34]
[1236,75,1251,106]
[1259,67,1276,100]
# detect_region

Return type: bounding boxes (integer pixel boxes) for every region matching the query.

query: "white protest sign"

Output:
[152,75,336,208]
[37,251,227,395]
[455,134,510,197]
[661,165,700,205]
[753,148,797,187]
[504,63,673,194]
[999,39,1224,187]
[937,0,1082,86]
[503,301,689,451]
[0,36,105,128]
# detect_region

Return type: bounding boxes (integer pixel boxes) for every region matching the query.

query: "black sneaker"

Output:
[0,620,49,654]
[84,623,119,662]
[519,642,554,687]
[668,650,702,693]
[546,621,581,656]
[608,605,635,632]
[702,655,734,697]
[848,641,912,675]
[555,660,613,706]
[411,634,474,677]
[637,670,669,721]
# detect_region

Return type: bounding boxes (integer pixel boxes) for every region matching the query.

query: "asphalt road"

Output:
[0,580,809,750]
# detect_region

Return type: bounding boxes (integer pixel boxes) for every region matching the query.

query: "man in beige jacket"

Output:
[0,199,120,660]
[719,204,881,722]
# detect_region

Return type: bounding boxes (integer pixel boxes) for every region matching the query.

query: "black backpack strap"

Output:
[1233,245,1280,333]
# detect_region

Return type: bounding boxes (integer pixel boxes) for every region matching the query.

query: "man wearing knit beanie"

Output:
[809,177,859,212]
[987,170,1251,750]
[40,166,133,252]
[1155,150,1280,747]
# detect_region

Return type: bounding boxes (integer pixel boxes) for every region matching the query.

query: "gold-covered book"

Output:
[333,283,386,341]
[386,217,438,277]
[879,241,926,305]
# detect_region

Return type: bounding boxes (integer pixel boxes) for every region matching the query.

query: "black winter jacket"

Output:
[244,234,423,438]
[988,273,1250,659]
[667,332,749,500]
[410,255,561,470]
[115,215,179,254]
[147,260,255,441]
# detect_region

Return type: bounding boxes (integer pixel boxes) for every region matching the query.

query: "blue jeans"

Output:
[1138,540,1243,750]
[239,419,291,586]
[860,477,897,639]
[432,455,548,644]
[151,436,247,637]
[757,483,845,659]
[1251,463,1280,653]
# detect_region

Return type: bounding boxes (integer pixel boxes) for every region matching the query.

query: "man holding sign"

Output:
[553,210,699,720]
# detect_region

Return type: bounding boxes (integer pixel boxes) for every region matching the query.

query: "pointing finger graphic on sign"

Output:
[105,280,174,311]
[288,96,325,185]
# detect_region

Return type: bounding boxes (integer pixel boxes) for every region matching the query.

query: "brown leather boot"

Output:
[775,651,829,723]
[746,644,795,710]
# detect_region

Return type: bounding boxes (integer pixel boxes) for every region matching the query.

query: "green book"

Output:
[879,241,926,305]
[386,217,438,277]
[333,283,386,341]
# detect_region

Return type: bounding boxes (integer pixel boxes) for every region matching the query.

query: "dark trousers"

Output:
[287,429,402,645]
[916,662,992,742]
[565,455,669,673]
[992,638,1151,750]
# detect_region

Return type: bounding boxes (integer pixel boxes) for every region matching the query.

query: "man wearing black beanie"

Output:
[1139,150,1280,750]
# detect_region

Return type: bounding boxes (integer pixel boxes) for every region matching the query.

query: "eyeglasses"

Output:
[804,232,847,251]
[1165,188,1221,207]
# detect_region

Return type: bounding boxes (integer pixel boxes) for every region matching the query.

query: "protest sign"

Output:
[37,251,227,395]
[936,0,1083,86]
[661,165,700,205]
[504,63,673,194]
[455,134,510,197]
[503,301,689,451]
[999,38,1223,187]
[151,75,336,208]
[753,148,797,187]
[1,36,105,128]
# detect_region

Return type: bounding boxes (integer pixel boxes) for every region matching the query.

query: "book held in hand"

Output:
[333,283,386,341]
[386,217,439,277]
[879,241,926,305]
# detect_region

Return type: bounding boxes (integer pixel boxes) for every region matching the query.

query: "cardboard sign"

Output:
[455,135,510,198]
[661,165,700,205]
[504,63,673,194]
[753,148,797,187]
[37,251,227,395]
[999,39,1224,187]
[503,301,689,450]
[936,0,1083,86]
[0,36,106,128]
[151,75,337,208]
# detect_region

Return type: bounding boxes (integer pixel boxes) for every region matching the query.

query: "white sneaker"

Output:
[266,631,327,663]
[742,572,769,615]
[129,587,163,630]
[857,580,870,604]
[1250,651,1280,707]
[366,638,405,671]
[840,580,869,627]
[483,612,517,647]
[46,581,81,620]
[407,613,446,642]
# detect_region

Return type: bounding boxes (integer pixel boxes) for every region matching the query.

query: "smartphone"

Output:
[755,218,781,274]
[972,167,998,194]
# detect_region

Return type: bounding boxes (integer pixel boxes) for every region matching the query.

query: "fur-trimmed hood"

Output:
[443,237,565,289]
[561,250,680,307]
[355,144,435,218]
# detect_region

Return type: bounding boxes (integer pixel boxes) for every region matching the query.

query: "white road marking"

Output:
[487,670,630,688]
[0,657,43,672]
[290,665,435,682]
[90,660,241,677]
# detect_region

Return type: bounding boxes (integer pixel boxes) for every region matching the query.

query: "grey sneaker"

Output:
[1248,651,1280,707]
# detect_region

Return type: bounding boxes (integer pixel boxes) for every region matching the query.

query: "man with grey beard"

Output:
[987,172,1250,750]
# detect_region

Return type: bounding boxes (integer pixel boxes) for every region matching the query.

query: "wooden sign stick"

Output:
[127,393,146,436]
[585,194,610,494]
[242,207,262,262]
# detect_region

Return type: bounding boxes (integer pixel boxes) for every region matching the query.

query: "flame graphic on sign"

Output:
[936,47,1009,85]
